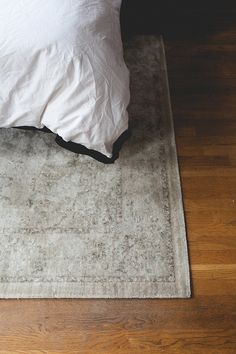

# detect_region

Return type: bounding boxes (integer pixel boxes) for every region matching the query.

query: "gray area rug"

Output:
[0,36,191,298]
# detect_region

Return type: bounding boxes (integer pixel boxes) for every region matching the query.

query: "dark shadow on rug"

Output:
[14,126,132,164]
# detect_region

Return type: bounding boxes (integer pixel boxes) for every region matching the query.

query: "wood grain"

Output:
[0,7,236,354]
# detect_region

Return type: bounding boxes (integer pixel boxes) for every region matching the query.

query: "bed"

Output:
[0,0,130,162]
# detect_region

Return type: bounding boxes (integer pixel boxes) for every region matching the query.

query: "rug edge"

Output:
[159,35,191,298]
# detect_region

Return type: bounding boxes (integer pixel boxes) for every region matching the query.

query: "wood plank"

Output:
[0,297,235,353]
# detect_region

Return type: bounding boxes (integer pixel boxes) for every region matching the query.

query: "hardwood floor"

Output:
[0,9,236,354]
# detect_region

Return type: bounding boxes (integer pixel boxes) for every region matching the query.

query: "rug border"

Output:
[159,35,191,298]
[0,36,191,299]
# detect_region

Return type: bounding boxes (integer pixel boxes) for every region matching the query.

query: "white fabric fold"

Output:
[0,0,130,157]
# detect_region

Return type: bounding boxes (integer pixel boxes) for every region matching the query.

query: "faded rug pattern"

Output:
[0,36,191,298]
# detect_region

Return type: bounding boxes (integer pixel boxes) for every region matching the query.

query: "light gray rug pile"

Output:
[0,36,191,298]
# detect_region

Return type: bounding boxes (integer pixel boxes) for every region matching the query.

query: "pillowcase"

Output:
[0,0,130,158]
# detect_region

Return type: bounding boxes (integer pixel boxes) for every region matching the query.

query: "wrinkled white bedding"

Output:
[0,0,130,157]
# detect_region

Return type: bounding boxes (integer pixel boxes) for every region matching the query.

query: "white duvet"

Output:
[0,0,130,157]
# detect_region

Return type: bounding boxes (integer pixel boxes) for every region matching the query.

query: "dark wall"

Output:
[121,0,236,39]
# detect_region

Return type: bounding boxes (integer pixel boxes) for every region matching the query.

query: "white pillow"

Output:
[0,0,130,157]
